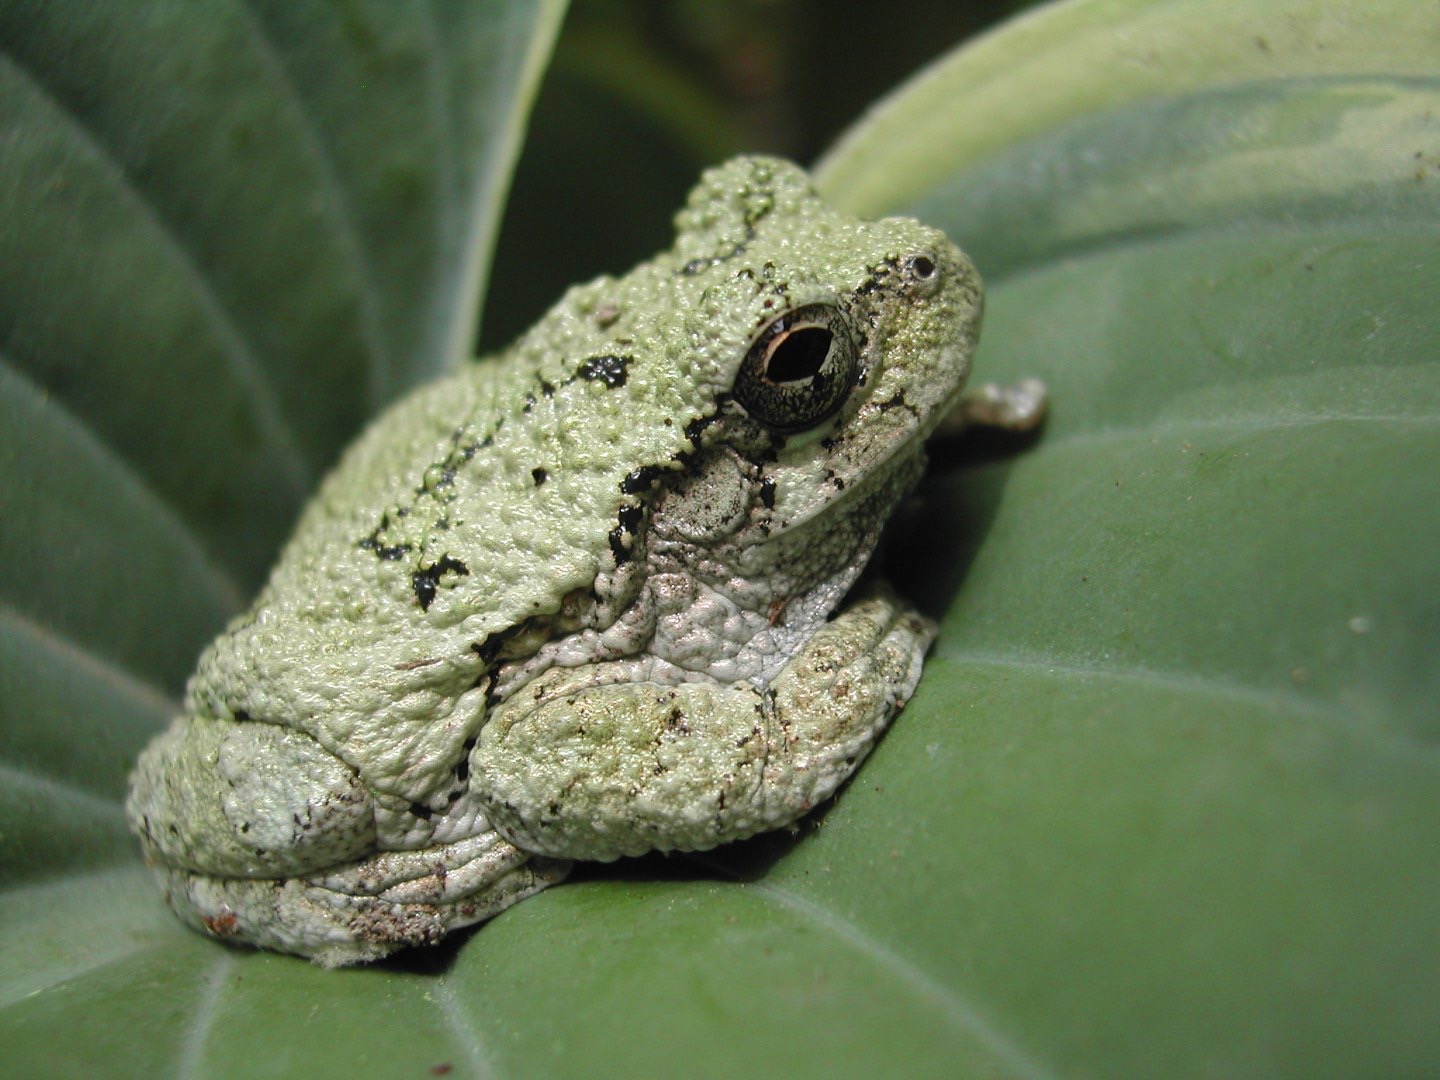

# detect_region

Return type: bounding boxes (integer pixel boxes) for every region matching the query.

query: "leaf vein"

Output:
[0,937,153,1012]
[177,953,235,1080]
[745,880,1061,1080]
[433,976,495,1079]
[936,649,1436,758]
[0,358,247,612]
[0,602,178,719]
[0,51,314,494]
[1030,409,1440,457]
[232,0,393,411]
[0,760,126,816]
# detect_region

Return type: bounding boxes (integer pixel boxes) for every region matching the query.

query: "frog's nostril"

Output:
[900,252,942,296]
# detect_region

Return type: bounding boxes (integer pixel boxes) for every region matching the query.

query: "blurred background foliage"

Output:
[480,0,1037,351]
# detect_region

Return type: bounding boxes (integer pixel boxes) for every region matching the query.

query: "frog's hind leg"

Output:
[155,833,570,967]
[128,710,568,964]
[472,587,934,863]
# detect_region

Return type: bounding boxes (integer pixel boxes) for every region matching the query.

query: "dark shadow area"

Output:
[375,930,471,976]
[884,422,1047,620]
[371,815,824,975]
[478,0,1031,353]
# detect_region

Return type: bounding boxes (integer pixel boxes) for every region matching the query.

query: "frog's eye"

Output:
[733,303,859,433]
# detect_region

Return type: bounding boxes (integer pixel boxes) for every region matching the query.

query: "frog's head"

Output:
[666,155,980,546]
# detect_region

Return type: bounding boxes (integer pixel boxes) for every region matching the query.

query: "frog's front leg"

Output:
[473,589,935,861]
[937,377,1048,437]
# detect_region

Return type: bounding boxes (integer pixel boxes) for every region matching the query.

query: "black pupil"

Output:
[912,256,936,278]
[766,326,832,384]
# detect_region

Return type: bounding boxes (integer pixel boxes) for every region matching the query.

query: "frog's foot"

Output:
[151,833,570,967]
[473,586,935,862]
[937,377,1048,437]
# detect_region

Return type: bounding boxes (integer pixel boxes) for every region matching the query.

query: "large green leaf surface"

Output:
[815,0,1440,1073]
[4,1,1438,1077]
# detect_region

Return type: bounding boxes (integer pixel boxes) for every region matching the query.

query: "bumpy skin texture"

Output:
[127,157,982,965]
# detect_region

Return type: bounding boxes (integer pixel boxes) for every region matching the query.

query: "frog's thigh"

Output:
[475,589,935,862]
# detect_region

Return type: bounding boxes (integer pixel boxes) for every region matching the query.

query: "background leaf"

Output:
[0,0,564,590]
[3,0,1437,1077]
[476,0,1038,351]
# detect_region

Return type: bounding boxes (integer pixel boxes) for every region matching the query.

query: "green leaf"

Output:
[0,0,564,589]
[4,1,1438,1077]
[817,0,1440,220]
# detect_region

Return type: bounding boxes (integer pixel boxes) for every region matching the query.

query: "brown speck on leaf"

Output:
[203,908,239,936]
[395,657,442,671]
[430,1064,454,1076]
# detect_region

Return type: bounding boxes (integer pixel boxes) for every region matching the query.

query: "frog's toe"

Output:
[127,714,377,878]
[152,833,570,966]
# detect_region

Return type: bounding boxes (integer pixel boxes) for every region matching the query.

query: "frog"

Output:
[126,156,1045,966]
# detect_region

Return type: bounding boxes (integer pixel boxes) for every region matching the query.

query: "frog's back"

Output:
[188,266,721,803]
[183,156,900,805]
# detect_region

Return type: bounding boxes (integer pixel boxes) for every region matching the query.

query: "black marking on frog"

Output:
[608,502,645,565]
[358,514,414,561]
[681,238,750,276]
[359,413,511,563]
[425,466,457,492]
[470,623,528,668]
[683,412,718,447]
[356,351,641,583]
[874,389,920,420]
[758,476,777,509]
[679,185,784,275]
[577,354,630,388]
[621,464,666,494]
[853,255,904,300]
[411,555,470,611]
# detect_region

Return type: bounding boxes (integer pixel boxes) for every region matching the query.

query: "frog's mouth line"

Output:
[765,336,973,533]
